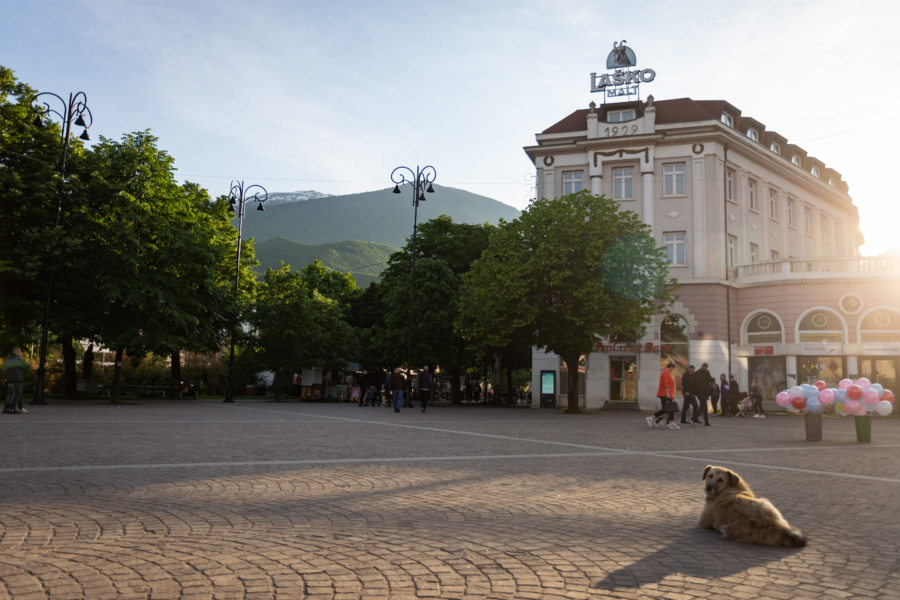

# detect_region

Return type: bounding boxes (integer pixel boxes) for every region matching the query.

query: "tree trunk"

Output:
[450,366,462,404]
[82,344,94,381]
[62,334,77,396]
[171,351,182,399]
[563,352,582,414]
[273,368,282,401]
[506,364,514,404]
[111,347,124,404]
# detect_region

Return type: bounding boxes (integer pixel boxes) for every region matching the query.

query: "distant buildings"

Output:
[525,96,900,411]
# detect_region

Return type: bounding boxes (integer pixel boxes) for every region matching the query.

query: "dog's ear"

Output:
[703,465,712,480]
[727,470,741,487]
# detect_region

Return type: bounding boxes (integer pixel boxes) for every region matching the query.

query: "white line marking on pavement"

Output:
[0,452,618,474]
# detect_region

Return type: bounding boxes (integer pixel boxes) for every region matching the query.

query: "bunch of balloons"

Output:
[775,378,894,416]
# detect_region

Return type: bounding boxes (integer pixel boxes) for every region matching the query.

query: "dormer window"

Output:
[747,128,759,142]
[721,113,733,127]
[811,166,820,177]
[828,177,836,187]
[770,142,781,155]
[607,109,636,123]
[791,155,801,166]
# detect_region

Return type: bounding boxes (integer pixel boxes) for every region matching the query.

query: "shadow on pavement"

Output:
[593,527,804,590]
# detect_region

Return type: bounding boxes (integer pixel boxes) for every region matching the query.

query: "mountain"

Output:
[264,190,331,206]
[254,237,399,288]
[241,184,521,248]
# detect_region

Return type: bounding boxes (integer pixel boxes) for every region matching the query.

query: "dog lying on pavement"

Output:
[699,465,807,547]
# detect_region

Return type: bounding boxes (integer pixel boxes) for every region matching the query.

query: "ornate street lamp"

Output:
[390,165,436,401]
[30,91,93,405]
[223,179,267,403]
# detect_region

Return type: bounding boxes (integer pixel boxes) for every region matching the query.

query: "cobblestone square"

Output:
[1,400,898,599]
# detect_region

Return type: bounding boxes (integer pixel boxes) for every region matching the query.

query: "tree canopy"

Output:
[459,191,676,412]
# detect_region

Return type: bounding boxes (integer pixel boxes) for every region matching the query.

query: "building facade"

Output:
[525,96,900,411]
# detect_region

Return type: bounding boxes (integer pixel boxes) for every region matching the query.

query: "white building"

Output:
[525,95,900,411]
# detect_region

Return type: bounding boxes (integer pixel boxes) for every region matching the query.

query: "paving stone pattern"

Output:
[0,400,898,599]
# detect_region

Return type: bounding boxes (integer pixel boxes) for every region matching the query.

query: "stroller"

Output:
[724,391,749,417]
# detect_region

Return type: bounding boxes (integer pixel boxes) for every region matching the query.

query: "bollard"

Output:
[804,412,822,441]
[855,415,872,443]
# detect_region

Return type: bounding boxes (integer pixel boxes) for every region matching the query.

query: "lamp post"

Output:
[390,165,436,401]
[30,91,93,405]
[223,180,267,403]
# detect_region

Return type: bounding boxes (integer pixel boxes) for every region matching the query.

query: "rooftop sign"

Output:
[590,40,655,101]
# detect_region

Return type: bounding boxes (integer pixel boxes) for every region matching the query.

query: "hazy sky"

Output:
[4,0,899,254]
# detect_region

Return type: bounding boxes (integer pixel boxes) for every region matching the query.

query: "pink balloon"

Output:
[775,391,791,407]
[847,385,863,401]
[838,378,853,390]
[883,390,894,404]
[863,388,879,405]
[855,377,872,389]
[845,400,862,415]
[813,380,827,391]
[819,388,835,405]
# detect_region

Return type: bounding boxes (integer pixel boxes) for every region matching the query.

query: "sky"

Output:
[4,0,900,255]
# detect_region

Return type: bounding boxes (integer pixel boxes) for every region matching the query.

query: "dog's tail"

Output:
[782,527,808,548]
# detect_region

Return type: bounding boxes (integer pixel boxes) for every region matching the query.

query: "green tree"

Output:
[250,261,358,398]
[71,131,246,400]
[378,216,492,402]
[0,65,83,350]
[459,191,676,413]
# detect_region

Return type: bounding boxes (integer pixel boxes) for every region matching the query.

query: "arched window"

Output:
[798,309,844,343]
[746,311,783,344]
[660,314,689,395]
[860,308,900,342]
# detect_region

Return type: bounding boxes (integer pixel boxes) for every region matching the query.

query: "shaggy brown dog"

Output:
[699,465,807,547]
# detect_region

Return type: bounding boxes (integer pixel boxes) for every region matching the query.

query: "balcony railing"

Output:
[736,256,900,283]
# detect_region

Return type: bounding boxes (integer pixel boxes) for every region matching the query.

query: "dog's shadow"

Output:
[593,527,804,590]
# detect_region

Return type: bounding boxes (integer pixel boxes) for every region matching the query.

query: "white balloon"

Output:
[876,400,894,416]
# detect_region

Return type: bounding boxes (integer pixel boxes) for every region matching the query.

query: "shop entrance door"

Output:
[610,356,637,402]
[859,358,898,391]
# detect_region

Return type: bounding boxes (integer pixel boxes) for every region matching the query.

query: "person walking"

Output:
[418,365,432,413]
[749,379,766,418]
[718,374,729,415]
[648,362,679,429]
[727,375,744,417]
[680,365,701,425]
[383,368,393,407]
[694,363,715,427]
[709,378,721,416]
[390,368,406,413]
[2,347,29,414]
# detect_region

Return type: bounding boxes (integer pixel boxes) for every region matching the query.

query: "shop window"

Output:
[749,357,787,404]
[798,356,844,387]
[798,310,843,343]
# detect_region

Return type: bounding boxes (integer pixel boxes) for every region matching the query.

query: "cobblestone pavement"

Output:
[0,400,898,599]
